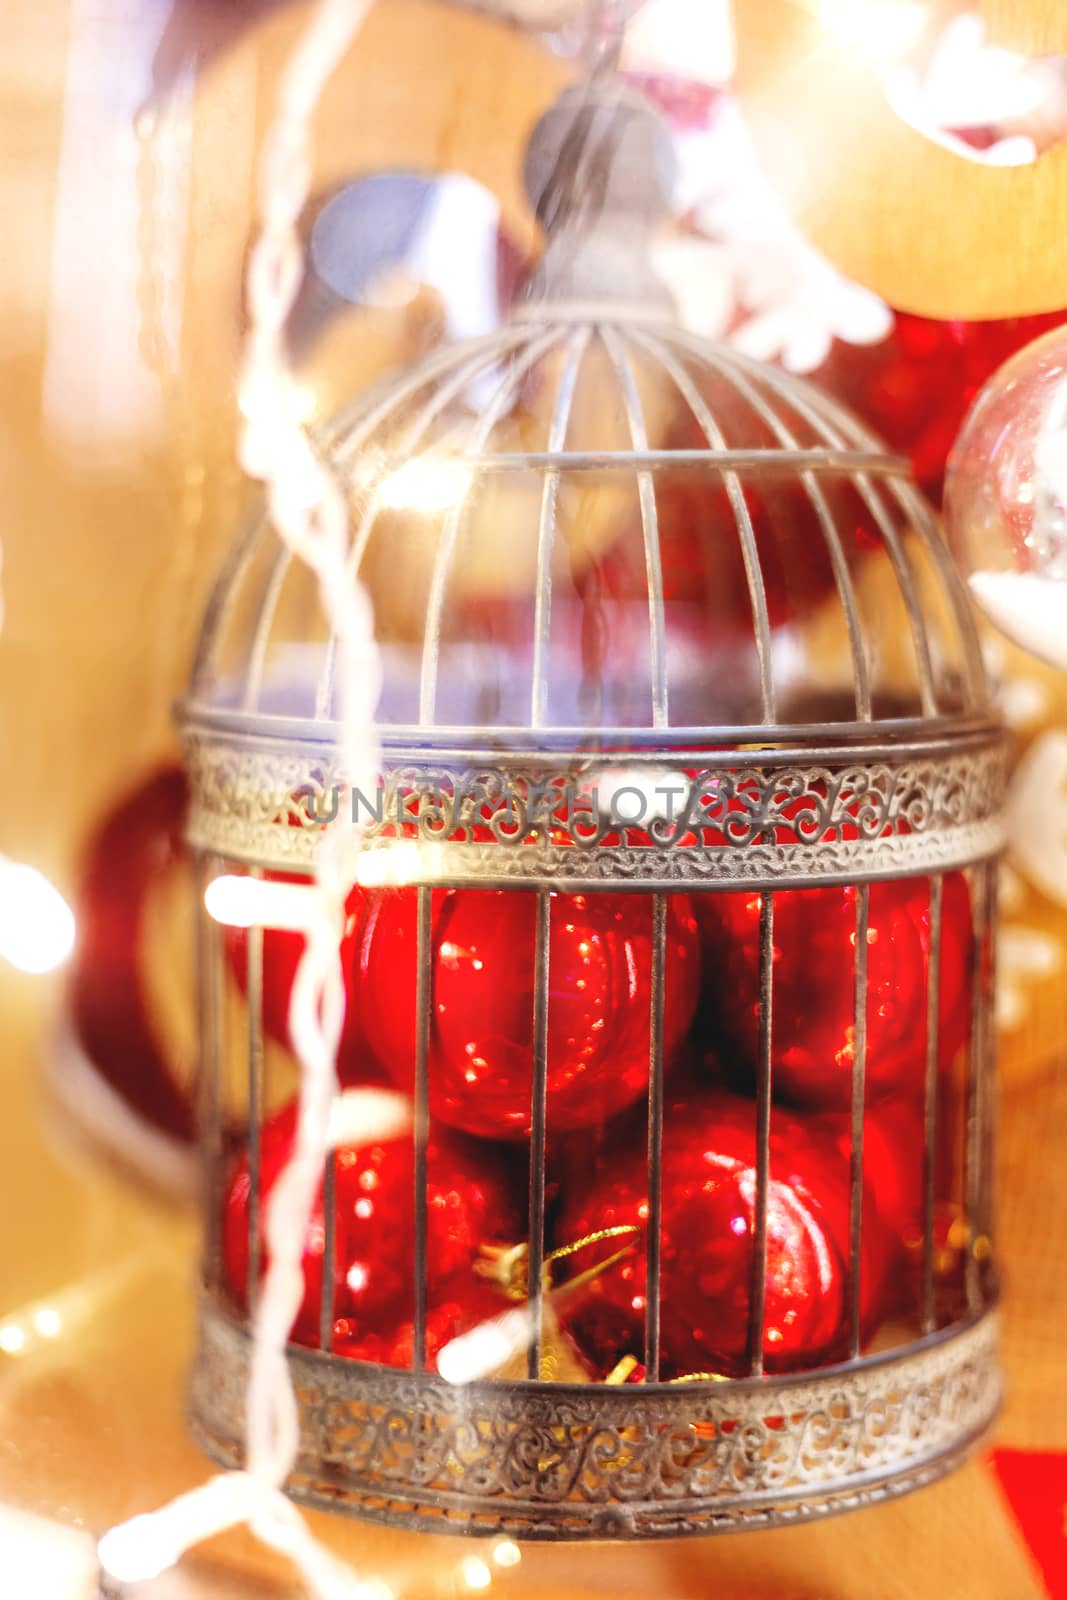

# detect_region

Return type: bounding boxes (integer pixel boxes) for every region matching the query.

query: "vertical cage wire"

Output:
[526,890,552,1380]
[979,860,999,1273]
[922,873,944,1335]
[665,331,874,724]
[746,889,774,1377]
[413,884,434,1374]
[531,326,591,731]
[628,328,777,726]
[966,865,991,1315]
[198,852,224,1296]
[419,327,566,728]
[320,1134,337,1354]
[245,874,265,1315]
[599,326,669,731]
[848,883,870,1360]
[643,892,668,1380]
[966,864,998,1312]
[796,374,989,711]
[316,324,543,721]
[733,347,940,720]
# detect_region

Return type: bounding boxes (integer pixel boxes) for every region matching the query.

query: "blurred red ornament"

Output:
[813,311,1067,503]
[69,766,195,1144]
[823,1094,966,1321]
[222,1095,520,1350]
[355,888,701,1139]
[694,872,972,1112]
[336,1275,507,1370]
[556,1085,892,1380]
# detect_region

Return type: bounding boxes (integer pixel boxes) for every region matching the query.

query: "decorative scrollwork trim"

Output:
[180,731,1009,885]
[188,1302,1000,1540]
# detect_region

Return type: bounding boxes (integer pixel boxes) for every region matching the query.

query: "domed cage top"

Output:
[180,316,1007,1540]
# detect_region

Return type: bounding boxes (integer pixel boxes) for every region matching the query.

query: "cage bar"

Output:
[198,853,224,1294]
[747,889,775,1376]
[643,892,668,1380]
[966,866,990,1315]
[526,890,551,1380]
[245,896,264,1314]
[979,860,999,1265]
[412,884,433,1372]
[922,873,944,1335]
[319,1141,337,1354]
[848,883,870,1360]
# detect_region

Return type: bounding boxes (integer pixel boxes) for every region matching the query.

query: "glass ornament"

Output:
[945,322,1067,670]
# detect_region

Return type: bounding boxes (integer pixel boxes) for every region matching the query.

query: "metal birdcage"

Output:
[180,86,1006,1539]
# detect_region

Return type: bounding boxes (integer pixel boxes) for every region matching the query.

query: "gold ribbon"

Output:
[477,1224,641,1303]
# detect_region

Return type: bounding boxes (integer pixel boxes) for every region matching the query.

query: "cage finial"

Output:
[519,67,678,319]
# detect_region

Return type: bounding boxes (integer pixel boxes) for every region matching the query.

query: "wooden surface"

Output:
[732,0,1067,318]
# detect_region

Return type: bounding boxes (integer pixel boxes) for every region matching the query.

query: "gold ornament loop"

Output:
[478,1224,641,1302]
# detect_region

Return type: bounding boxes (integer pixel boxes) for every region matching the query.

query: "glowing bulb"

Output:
[492,1540,521,1568]
[353,840,435,889]
[328,1088,413,1148]
[0,860,75,974]
[815,0,927,61]
[376,455,472,514]
[98,1517,180,1584]
[205,875,317,932]
[461,1557,493,1591]
[32,1307,61,1339]
[437,1306,533,1384]
[0,1324,25,1355]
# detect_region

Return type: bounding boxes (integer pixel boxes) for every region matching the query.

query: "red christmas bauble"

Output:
[693,872,972,1112]
[556,1084,892,1380]
[812,310,1067,504]
[222,1092,520,1352]
[822,1093,967,1322]
[336,1274,507,1369]
[355,887,701,1139]
[69,765,196,1144]
[224,874,374,1084]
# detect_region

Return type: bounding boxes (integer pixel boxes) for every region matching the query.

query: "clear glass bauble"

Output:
[945,322,1067,671]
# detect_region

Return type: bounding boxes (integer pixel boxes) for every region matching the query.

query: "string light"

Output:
[98,0,382,1593]
[437,1305,535,1386]
[205,875,318,932]
[460,1556,493,1590]
[376,455,474,514]
[32,1307,62,1339]
[205,844,439,932]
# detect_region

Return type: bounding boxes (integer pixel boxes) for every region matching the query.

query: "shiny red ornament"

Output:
[355,888,701,1140]
[556,1085,892,1380]
[693,872,972,1112]
[812,310,1067,504]
[222,1096,520,1352]
[69,765,196,1144]
[336,1275,508,1369]
[822,1094,969,1322]
[224,873,374,1084]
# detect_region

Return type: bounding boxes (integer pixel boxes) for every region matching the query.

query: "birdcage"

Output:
[179,87,1006,1539]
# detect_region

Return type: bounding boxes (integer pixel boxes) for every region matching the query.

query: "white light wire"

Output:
[98,1,381,1593]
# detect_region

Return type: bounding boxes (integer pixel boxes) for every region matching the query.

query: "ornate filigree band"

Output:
[181,728,1009,886]
[188,1302,1000,1540]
